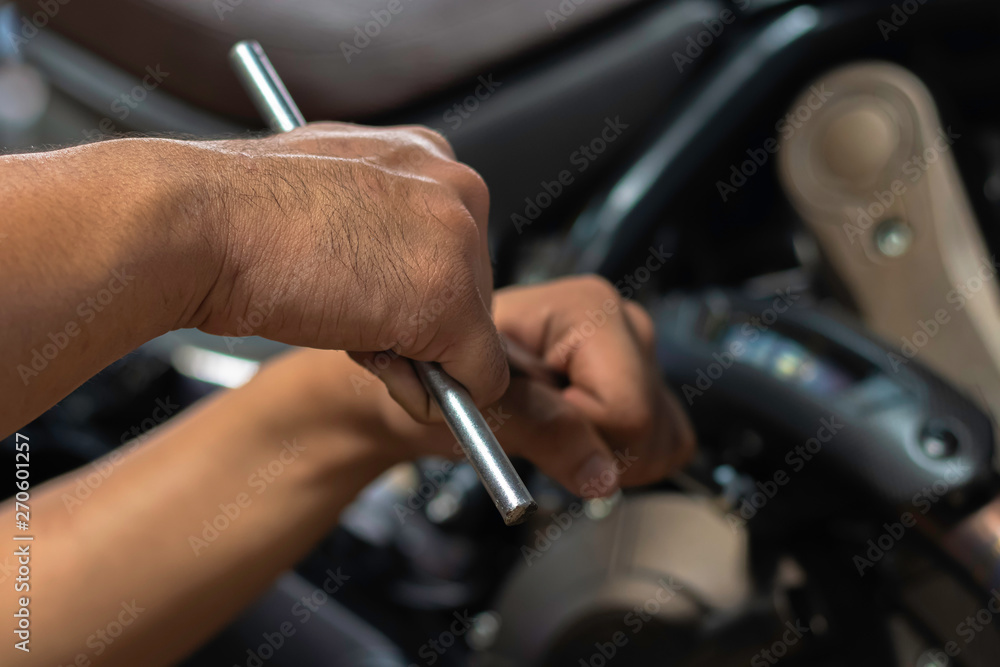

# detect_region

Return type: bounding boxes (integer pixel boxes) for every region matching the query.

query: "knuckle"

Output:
[414,125,451,147]
[392,142,434,172]
[433,203,482,258]
[447,162,489,196]
[397,125,455,155]
[453,207,483,251]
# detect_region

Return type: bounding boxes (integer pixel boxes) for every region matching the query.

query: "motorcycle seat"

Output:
[17,0,644,120]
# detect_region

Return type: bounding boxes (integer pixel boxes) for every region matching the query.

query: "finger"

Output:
[506,322,685,486]
[500,278,671,484]
[620,302,697,477]
[373,286,509,417]
[347,351,445,424]
[547,292,653,440]
[431,295,510,408]
[367,371,623,498]
[619,302,698,474]
[409,194,503,407]
[436,162,490,237]
[505,334,564,386]
[499,378,621,498]
[422,161,492,308]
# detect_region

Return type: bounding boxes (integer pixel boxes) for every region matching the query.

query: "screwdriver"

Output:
[229,40,537,526]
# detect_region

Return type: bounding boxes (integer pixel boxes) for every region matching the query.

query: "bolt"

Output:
[875,218,913,258]
[920,422,958,459]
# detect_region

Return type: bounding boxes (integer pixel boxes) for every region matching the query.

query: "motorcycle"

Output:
[4,0,1000,664]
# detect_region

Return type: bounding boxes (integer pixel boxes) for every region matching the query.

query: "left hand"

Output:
[272,276,696,498]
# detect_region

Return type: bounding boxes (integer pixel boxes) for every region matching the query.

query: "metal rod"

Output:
[413,361,536,525]
[228,40,537,526]
[229,40,306,132]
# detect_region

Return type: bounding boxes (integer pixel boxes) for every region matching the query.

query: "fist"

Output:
[185,122,508,410]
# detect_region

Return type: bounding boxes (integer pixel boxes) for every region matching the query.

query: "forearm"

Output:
[0,138,219,436]
[1,351,396,666]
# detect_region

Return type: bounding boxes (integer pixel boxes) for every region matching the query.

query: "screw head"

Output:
[920,422,959,459]
[875,218,913,258]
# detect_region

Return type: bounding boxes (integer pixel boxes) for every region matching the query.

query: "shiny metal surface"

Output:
[229,41,306,132]
[413,361,536,525]
[229,40,535,526]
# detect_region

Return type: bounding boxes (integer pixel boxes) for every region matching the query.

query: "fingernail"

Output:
[575,453,620,499]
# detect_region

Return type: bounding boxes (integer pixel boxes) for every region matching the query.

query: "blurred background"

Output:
[4,0,1000,665]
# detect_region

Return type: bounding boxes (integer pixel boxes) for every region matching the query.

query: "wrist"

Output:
[4,137,225,340]
[97,137,232,333]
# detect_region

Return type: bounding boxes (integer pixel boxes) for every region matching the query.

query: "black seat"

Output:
[20,0,643,120]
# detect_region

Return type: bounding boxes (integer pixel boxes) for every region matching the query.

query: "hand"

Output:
[275,276,696,498]
[180,122,508,411]
[492,276,696,494]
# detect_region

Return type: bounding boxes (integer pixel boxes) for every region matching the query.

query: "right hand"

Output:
[181,122,508,414]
